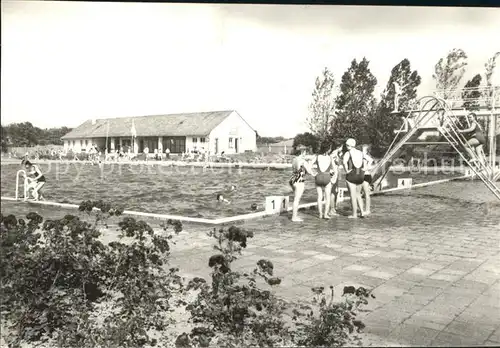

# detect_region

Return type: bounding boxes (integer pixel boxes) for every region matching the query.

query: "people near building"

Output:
[342,138,365,218]
[314,142,335,219]
[199,147,206,161]
[165,147,171,160]
[458,112,488,167]
[22,160,46,201]
[289,148,314,222]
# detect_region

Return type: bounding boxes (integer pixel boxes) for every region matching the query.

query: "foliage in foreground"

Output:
[178,226,374,348]
[1,202,373,348]
[0,200,183,348]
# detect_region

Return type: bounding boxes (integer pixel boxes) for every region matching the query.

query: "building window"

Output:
[229,137,233,148]
[200,138,206,143]
[80,140,83,146]
[85,139,88,146]
[72,140,75,147]
[193,137,198,143]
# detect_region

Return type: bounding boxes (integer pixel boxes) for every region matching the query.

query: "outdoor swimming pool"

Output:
[1,162,498,219]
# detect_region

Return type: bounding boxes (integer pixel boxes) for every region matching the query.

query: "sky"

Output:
[1,2,500,137]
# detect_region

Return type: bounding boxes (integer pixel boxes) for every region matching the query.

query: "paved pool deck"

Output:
[169,211,500,347]
[1,192,499,347]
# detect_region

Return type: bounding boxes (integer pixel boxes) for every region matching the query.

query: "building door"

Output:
[235,138,239,153]
[162,137,186,153]
[215,138,219,154]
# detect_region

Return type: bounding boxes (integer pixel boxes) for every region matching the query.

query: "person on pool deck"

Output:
[22,160,46,201]
[289,148,314,222]
[361,144,375,216]
[327,145,343,216]
[314,142,336,219]
[342,138,365,218]
[457,112,488,167]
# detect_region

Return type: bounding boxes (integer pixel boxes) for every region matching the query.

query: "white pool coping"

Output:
[1,174,472,225]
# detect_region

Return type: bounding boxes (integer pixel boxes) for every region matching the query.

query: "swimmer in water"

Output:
[289,147,314,222]
[342,138,365,218]
[22,160,46,201]
[250,203,260,211]
[216,194,230,204]
[225,185,237,192]
[314,142,335,219]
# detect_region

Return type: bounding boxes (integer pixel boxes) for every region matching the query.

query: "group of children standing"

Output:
[289,138,374,222]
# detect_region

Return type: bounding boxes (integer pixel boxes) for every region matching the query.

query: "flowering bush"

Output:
[0,200,183,347]
[179,225,373,348]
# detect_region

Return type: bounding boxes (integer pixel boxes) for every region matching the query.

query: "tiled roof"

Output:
[61,110,235,139]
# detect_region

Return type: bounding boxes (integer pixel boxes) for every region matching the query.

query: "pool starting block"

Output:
[397,178,413,189]
[265,195,289,214]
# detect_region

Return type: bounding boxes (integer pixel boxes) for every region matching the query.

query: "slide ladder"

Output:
[371,97,446,186]
[437,102,500,200]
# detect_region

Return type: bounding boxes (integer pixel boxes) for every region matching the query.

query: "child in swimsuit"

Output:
[342,139,365,218]
[289,149,314,222]
[458,113,487,167]
[216,194,230,204]
[314,145,335,219]
[361,145,374,215]
[23,160,46,201]
[328,146,343,215]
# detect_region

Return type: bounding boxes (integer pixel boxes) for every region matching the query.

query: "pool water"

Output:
[1,162,499,218]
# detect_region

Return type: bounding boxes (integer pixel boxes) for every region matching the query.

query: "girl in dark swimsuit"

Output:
[24,160,46,201]
[342,139,365,218]
[314,143,335,219]
[458,113,487,166]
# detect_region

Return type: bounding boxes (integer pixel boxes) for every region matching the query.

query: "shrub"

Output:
[179,226,373,347]
[0,200,184,347]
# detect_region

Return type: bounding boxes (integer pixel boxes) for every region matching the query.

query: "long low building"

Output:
[61,110,257,154]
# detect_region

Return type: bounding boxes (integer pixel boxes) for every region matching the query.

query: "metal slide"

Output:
[371,95,500,201]
[436,100,500,200]
[370,97,447,189]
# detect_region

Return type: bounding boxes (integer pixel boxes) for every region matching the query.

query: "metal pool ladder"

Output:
[15,170,29,201]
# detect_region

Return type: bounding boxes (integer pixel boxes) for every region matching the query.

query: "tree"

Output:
[256,136,285,145]
[433,48,468,98]
[1,124,9,152]
[462,74,483,112]
[367,58,421,157]
[329,58,377,146]
[484,52,500,135]
[293,132,319,153]
[2,123,72,148]
[307,68,336,147]
[5,122,40,147]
